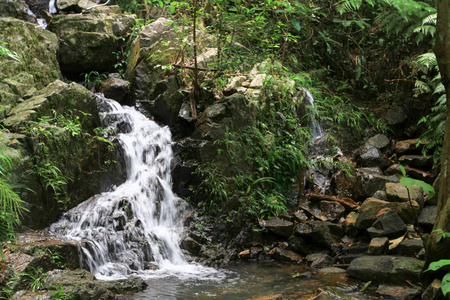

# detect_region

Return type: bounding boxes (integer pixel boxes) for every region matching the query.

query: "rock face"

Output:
[49,6,135,75]
[367,210,407,238]
[347,256,424,284]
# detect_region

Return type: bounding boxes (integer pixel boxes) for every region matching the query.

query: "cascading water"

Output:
[49,0,57,14]
[303,88,323,141]
[50,96,220,281]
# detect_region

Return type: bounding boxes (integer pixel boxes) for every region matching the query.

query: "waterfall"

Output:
[49,0,57,14]
[50,96,220,281]
[303,88,323,141]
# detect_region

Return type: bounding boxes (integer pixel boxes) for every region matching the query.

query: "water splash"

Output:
[50,96,221,281]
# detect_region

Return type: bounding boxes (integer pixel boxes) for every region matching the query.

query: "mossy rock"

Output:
[0,17,61,89]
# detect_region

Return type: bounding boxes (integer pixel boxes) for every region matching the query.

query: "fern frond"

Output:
[433,82,446,95]
[335,0,364,14]
[414,52,437,70]
[414,80,431,94]
[422,13,437,26]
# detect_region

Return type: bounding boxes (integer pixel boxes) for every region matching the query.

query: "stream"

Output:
[130,261,378,300]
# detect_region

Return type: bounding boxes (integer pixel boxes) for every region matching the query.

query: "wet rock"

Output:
[399,155,433,169]
[270,247,302,264]
[181,237,202,256]
[317,267,346,274]
[395,238,424,257]
[0,0,37,23]
[358,148,389,169]
[139,75,184,126]
[11,290,53,300]
[395,139,426,155]
[347,256,424,284]
[293,210,309,223]
[355,198,420,229]
[43,269,147,299]
[345,211,358,237]
[306,252,332,268]
[356,168,399,199]
[367,237,389,255]
[330,169,358,198]
[422,279,444,300]
[57,0,97,12]
[319,201,346,222]
[376,284,421,300]
[367,210,407,239]
[372,190,387,200]
[386,182,423,204]
[260,218,294,238]
[288,235,310,255]
[294,221,343,249]
[97,73,130,104]
[418,206,437,230]
[49,9,135,75]
[364,134,390,151]
[385,106,408,125]
[245,294,284,300]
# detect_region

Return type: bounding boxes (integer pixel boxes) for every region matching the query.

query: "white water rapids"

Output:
[50,96,221,281]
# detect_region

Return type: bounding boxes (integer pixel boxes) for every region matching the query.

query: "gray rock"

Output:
[97,73,130,104]
[0,0,36,23]
[358,148,389,169]
[376,284,421,300]
[49,11,135,74]
[140,75,184,126]
[43,269,147,299]
[319,201,346,222]
[395,139,425,155]
[365,134,390,150]
[294,221,343,249]
[356,198,420,229]
[418,206,437,229]
[270,247,302,264]
[399,155,433,168]
[347,255,424,284]
[288,235,310,255]
[372,190,387,200]
[306,252,333,268]
[386,182,423,204]
[385,106,408,125]
[368,237,389,255]
[356,168,400,198]
[345,211,358,237]
[261,218,294,238]
[385,164,435,184]
[367,210,407,238]
[395,238,424,257]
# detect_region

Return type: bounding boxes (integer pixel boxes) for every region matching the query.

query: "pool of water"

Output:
[130,261,378,299]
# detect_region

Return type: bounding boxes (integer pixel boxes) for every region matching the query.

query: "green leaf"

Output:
[399,176,435,199]
[291,20,301,31]
[170,3,175,14]
[425,260,450,272]
[442,273,450,296]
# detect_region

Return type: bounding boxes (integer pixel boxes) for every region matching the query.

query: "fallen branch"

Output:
[306,193,360,211]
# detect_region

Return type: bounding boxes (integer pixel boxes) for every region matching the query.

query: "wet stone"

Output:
[376,284,421,300]
[367,237,389,255]
[385,182,423,204]
[372,190,387,200]
[306,252,333,269]
[367,210,407,239]
[270,248,302,264]
[395,238,424,257]
[418,206,437,230]
[399,155,433,168]
[260,218,294,238]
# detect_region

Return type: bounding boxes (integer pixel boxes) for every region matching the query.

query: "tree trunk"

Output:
[425,0,450,270]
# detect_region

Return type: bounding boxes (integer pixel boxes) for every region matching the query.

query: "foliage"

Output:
[0,42,21,63]
[424,259,450,296]
[82,71,107,90]
[0,133,28,249]
[399,165,435,199]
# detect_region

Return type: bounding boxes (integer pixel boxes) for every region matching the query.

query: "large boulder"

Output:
[355,198,420,229]
[0,17,61,89]
[0,0,37,23]
[355,167,399,199]
[293,221,343,249]
[385,182,423,205]
[366,210,407,239]
[2,81,123,228]
[49,7,135,75]
[347,256,424,284]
